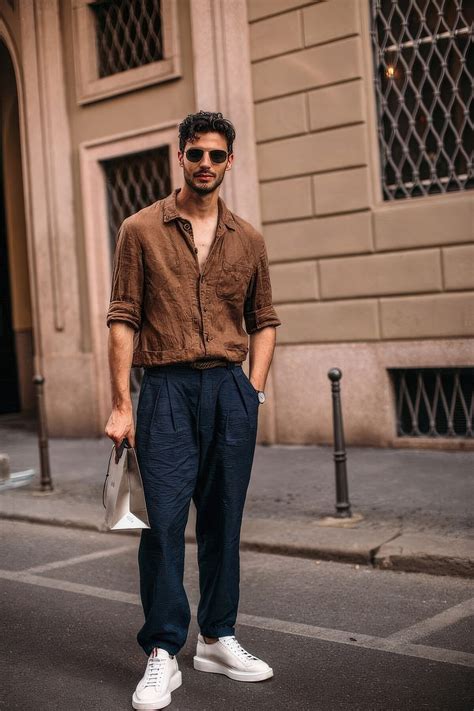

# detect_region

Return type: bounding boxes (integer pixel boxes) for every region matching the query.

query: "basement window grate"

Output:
[389,367,473,437]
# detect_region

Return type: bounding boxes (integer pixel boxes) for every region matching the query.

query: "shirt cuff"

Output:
[106,301,141,331]
[245,305,282,334]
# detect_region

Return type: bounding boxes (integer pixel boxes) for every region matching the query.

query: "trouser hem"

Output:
[200,626,235,638]
[142,642,179,657]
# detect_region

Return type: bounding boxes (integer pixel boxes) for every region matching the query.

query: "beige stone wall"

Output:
[248,0,474,446]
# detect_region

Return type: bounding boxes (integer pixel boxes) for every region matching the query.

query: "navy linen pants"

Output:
[135,361,260,657]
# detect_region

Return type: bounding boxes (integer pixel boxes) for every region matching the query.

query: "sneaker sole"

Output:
[193,656,273,682]
[131,670,182,710]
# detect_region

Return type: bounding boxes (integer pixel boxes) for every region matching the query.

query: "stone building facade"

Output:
[0,0,472,448]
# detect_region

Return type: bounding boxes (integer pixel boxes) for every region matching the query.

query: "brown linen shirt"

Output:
[106,188,282,367]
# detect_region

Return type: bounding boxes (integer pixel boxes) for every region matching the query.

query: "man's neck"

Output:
[176,184,219,221]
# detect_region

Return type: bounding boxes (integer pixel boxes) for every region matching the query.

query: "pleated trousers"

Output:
[135,361,260,656]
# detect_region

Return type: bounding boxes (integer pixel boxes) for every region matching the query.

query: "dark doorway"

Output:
[0,140,20,413]
[0,39,26,416]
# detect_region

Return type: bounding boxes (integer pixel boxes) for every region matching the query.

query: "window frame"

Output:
[78,120,181,426]
[71,0,181,105]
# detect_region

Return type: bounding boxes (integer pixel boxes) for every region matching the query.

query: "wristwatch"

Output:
[257,390,266,404]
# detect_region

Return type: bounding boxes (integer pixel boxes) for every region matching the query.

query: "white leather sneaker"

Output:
[132,648,182,710]
[193,633,273,682]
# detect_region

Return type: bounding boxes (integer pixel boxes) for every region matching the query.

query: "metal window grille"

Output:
[91,0,163,78]
[101,144,171,254]
[370,0,473,200]
[389,367,473,437]
[102,144,171,393]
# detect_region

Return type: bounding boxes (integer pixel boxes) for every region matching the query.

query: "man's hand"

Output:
[105,403,136,448]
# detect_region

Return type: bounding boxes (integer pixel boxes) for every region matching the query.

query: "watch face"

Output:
[258,391,266,404]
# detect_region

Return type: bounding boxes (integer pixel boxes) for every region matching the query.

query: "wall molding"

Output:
[17,0,79,339]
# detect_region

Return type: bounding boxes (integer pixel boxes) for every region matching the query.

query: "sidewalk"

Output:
[0,413,472,578]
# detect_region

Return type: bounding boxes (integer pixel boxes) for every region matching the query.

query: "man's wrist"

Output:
[112,399,132,412]
[249,378,267,405]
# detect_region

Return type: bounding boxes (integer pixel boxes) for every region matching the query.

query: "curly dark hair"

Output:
[178,111,236,154]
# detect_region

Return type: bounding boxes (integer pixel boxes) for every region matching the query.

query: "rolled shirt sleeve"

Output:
[106,218,144,332]
[244,236,282,334]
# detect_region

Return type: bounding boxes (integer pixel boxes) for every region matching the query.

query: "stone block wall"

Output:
[247,0,474,446]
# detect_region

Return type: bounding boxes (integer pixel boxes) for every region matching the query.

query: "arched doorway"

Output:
[0,39,34,416]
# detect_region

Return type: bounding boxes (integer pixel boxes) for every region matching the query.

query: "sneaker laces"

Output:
[220,636,258,663]
[144,655,167,688]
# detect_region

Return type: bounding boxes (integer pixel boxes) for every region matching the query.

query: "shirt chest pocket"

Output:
[216,259,252,300]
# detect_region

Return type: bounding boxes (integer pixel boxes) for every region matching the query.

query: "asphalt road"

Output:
[1,519,473,710]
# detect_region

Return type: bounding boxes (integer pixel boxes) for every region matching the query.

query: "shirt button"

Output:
[184,223,191,230]
[194,247,198,253]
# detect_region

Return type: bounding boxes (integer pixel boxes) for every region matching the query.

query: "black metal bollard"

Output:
[33,374,54,491]
[328,368,351,518]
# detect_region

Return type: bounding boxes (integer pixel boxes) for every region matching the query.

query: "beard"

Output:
[184,168,226,195]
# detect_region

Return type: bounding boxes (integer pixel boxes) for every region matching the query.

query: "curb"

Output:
[374,533,474,578]
[238,518,474,578]
[1,510,472,579]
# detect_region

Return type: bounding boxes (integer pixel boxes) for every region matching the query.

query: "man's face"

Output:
[178,131,233,195]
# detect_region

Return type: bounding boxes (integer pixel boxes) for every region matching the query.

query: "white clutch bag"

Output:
[102,439,150,530]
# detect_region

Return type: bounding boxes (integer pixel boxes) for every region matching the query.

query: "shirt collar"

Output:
[162,188,236,231]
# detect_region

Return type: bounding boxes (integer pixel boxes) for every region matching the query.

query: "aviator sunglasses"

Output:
[185,148,229,164]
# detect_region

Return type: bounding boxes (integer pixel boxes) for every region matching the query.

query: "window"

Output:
[101,143,171,393]
[389,367,473,438]
[91,0,164,77]
[370,0,473,200]
[101,144,171,254]
[79,122,179,404]
[72,0,181,104]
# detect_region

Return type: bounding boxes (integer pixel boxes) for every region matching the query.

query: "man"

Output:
[105,111,281,710]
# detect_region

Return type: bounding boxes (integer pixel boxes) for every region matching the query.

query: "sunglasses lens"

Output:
[209,150,228,163]
[186,149,203,162]
[185,148,228,164]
